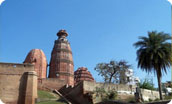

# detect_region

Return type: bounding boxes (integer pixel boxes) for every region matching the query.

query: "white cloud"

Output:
[0,0,5,6]
[168,0,172,5]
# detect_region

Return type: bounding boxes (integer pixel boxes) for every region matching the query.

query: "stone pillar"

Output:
[135,87,143,103]
[49,30,74,86]
[24,71,37,104]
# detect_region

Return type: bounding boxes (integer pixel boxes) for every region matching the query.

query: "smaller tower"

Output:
[74,67,94,85]
[24,49,47,80]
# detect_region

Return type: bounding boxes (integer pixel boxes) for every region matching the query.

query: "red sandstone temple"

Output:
[48,30,74,86]
[21,30,97,104]
[24,30,94,87]
[74,67,94,85]
[24,49,47,80]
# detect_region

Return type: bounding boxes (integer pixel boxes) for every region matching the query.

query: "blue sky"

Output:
[0,0,171,87]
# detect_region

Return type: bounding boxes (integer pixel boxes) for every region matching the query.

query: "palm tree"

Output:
[133,31,171,100]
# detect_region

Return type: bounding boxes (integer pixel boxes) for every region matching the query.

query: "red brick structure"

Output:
[74,67,94,85]
[49,30,74,86]
[24,49,47,80]
[0,62,37,104]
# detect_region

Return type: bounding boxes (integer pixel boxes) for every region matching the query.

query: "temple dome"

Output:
[24,49,47,79]
[74,67,94,85]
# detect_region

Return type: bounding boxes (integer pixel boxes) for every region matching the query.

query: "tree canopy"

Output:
[94,60,131,84]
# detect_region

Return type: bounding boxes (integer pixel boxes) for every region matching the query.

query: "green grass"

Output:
[36,100,66,104]
[164,95,172,100]
[38,90,56,99]
[37,90,67,104]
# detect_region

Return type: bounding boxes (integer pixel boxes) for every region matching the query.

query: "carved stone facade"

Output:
[49,30,74,86]
[24,49,47,80]
[74,67,94,85]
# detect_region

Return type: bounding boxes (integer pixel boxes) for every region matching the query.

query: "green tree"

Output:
[94,60,131,84]
[133,31,171,100]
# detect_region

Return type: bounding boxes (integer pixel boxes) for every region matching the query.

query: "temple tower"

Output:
[24,49,47,80]
[74,67,94,85]
[49,30,74,86]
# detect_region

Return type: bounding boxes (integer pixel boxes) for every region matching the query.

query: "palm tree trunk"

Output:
[157,74,163,100]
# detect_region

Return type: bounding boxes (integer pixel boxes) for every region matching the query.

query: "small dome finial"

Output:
[57,29,68,37]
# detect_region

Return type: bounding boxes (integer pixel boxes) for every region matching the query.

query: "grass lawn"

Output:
[36,90,67,104]
[38,90,56,99]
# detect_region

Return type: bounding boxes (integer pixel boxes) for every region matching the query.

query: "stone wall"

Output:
[0,62,37,104]
[57,81,163,104]
[140,89,160,101]
[83,81,136,103]
[38,78,67,91]
[82,81,161,103]
[58,81,136,104]
[59,82,92,104]
[83,81,136,93]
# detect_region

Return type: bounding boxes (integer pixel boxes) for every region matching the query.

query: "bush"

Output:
[149,98,153,102]
[105,90,117,100]
[154,98,160,101]
[94,87,118,101]
[138,79,156,90]
[164,95,172,100]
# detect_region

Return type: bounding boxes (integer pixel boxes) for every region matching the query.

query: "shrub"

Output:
[94,87,118,101]
[138,79,156,91]
[105,90,117,100]
[164,95,172,100]
[154,98,160,101]
[149,98,153,102]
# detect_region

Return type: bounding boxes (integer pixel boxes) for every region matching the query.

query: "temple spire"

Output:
[49,30,74,86]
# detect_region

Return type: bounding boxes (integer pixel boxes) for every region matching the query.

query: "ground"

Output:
[36,90,67,104]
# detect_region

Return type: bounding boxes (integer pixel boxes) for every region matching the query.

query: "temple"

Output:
[48,30,74,86]
[1,29,161,104]
[24,49,47,80]
[74,67,94,85]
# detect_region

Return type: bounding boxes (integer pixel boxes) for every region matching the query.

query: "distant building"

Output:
[162,81,172,88]
[125,69,140,85]
[162,81,172,95]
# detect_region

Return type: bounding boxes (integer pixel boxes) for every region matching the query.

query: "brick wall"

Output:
[0,62,37,104]
[38,78,67,91]
[140,89,161,101]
